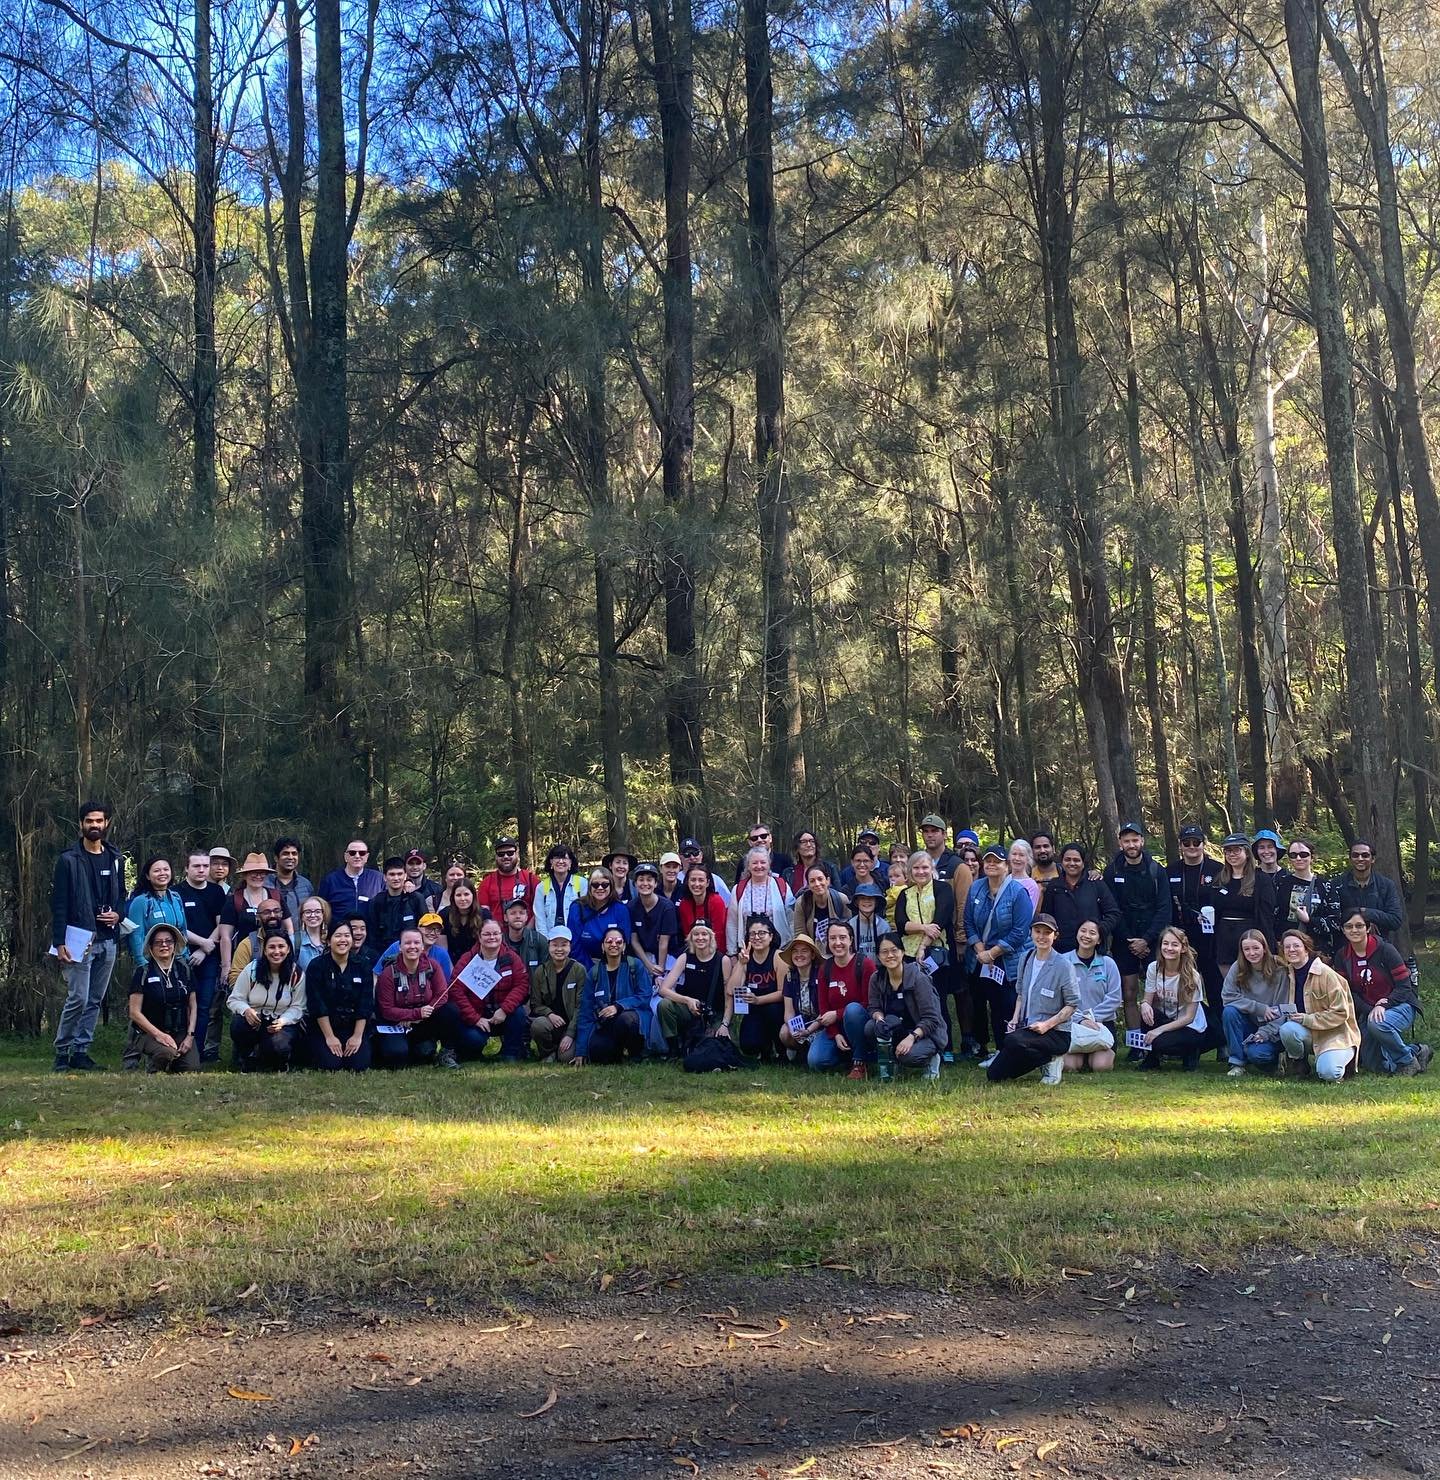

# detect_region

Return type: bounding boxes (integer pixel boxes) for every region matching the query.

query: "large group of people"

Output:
[48,801,1429,1086]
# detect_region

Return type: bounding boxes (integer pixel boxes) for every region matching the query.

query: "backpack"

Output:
[683,1034,753,1073]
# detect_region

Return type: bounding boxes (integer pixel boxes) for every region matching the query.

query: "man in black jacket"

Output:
[1104,822,1173,1050]
[1167,824,1224,1020]
[51,800,127,1072]
[1338,841,1406,943]
[367,857,424,953]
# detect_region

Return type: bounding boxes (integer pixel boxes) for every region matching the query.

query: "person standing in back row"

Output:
[1337,840,1405,944]
[1104,823,1172,1054]
[51,800,127,1072]
[478,836,539,922]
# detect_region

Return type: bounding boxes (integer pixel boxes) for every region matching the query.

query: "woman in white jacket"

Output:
[227,931,306,1072]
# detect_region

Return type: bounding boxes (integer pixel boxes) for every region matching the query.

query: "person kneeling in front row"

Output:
[1062,918,1121,1073]
[529,926,588,1062]
[128,924,199,1074]
[450,919,531,1061]
[305,920,373,1071]
[1136,926,1210,1071]
[228,929,305,1072]
[374,927,464,1069]
[987,914,1078,1084]
[863,933,947,1079]
[1277,929,1361,1082]
[573,925,651,1066]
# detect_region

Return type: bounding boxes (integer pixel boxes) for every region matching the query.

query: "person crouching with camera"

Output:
[227,928,305,1072]
[655,920,733,1057]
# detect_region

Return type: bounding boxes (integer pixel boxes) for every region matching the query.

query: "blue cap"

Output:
[1119,821,1145,838]
[1252,829,1284,851]
[957,828,980,846]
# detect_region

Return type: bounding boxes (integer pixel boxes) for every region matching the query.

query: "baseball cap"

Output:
[660,851,682,867]
[634,860,660,879]
[1179,825,1205,843]
[680,838,703,854]
[547,925,572,941]
[1119,821,1145,838]
[405,848,427,864]
[920,813,947,830]
[418,912,443,927]
[1031,912,1059,932]
[495,835,519,850]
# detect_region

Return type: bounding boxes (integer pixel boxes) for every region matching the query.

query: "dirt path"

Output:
[1,1253,1435,1479]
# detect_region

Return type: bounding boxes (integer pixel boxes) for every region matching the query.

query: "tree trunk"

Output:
[192,0,218,522]
[1321,0,1440,696]
[1285,0,1403,933]
[643,0,707,844]
[502,408,536,862]
[744,0,803,833]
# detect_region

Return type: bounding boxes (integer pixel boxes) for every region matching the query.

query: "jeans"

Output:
[1362,1002,1416,1073]
[191,952,222,1062]
[54,939,118,1058]
[231,1017,297,1071]
[457,1006,530,1061]
[1222,1004,1281,1068]
[1279,1020,1352,1081]
[737,1000,785,1060]
[806,1031,847,1071]
[585,1008,645,1063]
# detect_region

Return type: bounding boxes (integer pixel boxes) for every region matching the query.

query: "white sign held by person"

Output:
[458,954,501,999]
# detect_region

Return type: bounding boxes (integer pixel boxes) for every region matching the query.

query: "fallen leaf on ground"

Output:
[938,1424,978,1440]
[1036,1439,1059,1461]
[367,1352,392,1362]
[227,1387,274,1402]
[995,1436,1024,1451]
[783,1461,816,1476]
[672,1459,699,1475]
[1156,1320,1186,1329]
[1060,1268,1093,1280]
[599,1273,614,1292]
[237,1283,259,1300]
[518,1387,558,1419]
[733,1319,791,1340]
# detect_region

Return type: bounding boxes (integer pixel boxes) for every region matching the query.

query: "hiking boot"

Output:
[1415,1044,1434,1074]
[52,1052,69,1073]
[1397,1056,1423,1077]
[437,1049,460,1070]
[1138,1052,1163,1071]
[1125,1046,1145,1064]
[1181,1051,1201,1072]
[67,1052,104,1072]
[847,1064,867,1081]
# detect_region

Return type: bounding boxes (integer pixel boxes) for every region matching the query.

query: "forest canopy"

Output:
[2,0,1438,1027]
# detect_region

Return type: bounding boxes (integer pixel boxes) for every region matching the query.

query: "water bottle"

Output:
[875,1020,895,1082]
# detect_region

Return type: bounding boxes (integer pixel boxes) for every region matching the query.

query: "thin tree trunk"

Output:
[643,0,707,844]
[502,408,537,862]
[1285,0,1403,934]
[744,0,803,832]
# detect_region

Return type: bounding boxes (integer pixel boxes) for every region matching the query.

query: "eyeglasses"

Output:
[1350,851,1372,860]
[1288,850,1311,859]
[346,848,368,857]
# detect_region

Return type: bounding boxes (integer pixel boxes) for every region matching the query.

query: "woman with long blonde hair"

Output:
[1137,925,1210,1071]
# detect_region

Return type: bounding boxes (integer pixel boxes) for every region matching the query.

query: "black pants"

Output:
[309,1022,373,1072]
[987,1026,1069,1082]
[1145,1022,1210,1065]
[587,1008,645,1064]
[738,1000,784,1060]
[376,1001,465,1067]
[231,1018,296,1071]
[971,971,1016,1054]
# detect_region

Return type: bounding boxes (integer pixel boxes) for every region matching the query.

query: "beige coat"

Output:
[1291,959,1361,1064]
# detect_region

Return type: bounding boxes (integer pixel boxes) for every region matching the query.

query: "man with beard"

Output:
[1104,822,1173,1054]
[1030,831,1060,886]
[1167,824,1224,1025]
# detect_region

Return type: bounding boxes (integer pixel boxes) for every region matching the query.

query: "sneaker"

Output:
[1138,1053,1162,1071]
[1416,1044,1434,1074]
[1397,1056,1422,1077]
[67,1052,104,1072]
[922,1055,941,1081]
[1125,1046,1145,1063]
[1226,1065,1246,1078]
[437,1049,460,1070]
[1041,1058,1063,1086]
[52,1053,69,1073]
[847,1064,867,1081]
[978,1053,998,1070]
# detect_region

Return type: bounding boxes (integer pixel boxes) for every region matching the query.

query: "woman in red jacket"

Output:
[806,921,875,1075]
[677,864,728,940]
[450,919,531,1061]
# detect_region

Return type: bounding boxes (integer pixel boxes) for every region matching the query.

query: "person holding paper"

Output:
[450,919,531,1061]
[777,933,823,1059]
[374,926,463,1069]
[1220,930,1291,1077]
[1061,919,1122,1074]
[1136,926,1210,1071]
[127,924,199,1074]
[727,915,787,1061]
[51,799,126,1073]
[959,846,1033,1064]
[985,914,1079,1084]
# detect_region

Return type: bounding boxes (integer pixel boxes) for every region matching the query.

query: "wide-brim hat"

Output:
[237,851,271,875]
[603,851,637,870]
[142,921,183,956]
[779,933,821,967]
[853,881,886,899]
[208,846,233,862]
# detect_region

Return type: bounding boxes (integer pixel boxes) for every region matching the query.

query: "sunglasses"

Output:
[496,849,518,856]
[749,834,770,843]
[1350,851,1372,859]
[1288,850,1311,858]
[346,848,368,856]
[590,880,611,889]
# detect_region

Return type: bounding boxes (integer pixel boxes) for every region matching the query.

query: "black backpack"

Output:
[682,1034,753,1073]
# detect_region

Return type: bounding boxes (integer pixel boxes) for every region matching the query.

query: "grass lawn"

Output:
[3,1027,1440,1322]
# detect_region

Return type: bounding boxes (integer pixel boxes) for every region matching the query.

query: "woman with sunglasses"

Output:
[566,867,634,970]
[1275,839,1340,957]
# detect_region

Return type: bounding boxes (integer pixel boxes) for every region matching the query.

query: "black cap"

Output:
[1118,821,1145,839]
[495,835,519,849]
[1178,825,1204,843]
[1221,832,1251,850]
[634,860,660,879]
[680,837,702,853]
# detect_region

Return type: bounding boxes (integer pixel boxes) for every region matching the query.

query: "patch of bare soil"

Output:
[1,1252,1436,1479]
